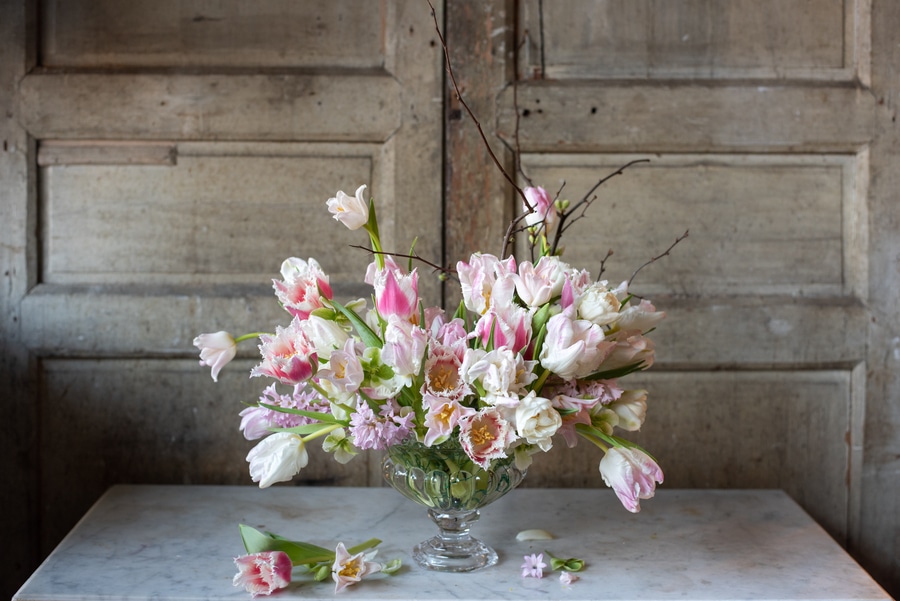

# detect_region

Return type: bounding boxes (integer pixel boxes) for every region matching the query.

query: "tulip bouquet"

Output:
[194,180,668,515]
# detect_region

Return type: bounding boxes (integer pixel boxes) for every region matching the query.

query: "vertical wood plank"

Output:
[444,0,517,307]
[0,0,38,598]
[857,0,900,594]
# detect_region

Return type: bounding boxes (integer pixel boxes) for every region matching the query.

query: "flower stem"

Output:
[234,332,268,344]
[302,423,341,443]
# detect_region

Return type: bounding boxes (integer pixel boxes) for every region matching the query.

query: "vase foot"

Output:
[412,535,498,572]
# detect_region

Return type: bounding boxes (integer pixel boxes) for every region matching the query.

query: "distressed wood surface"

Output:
[19,73,402,141]
[523,370,856,542]
[497,83,877,153]
[518,153,868,298]
[444,0,517,307]
[41,0,386,69]
[518,0,867,81]
[855,0,900,591]
[4,2,444,598]
[0,1,38,600]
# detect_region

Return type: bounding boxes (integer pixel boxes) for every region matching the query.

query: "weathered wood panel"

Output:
[39,143,379,285]
[497,83,877,153]
[519,153,867,297]
[519,0,868,81]
[523,370,856,542]
[856,0,900,593]
[41,0,386,69]
[0,0,38,599]
[18,73,401,141]
[38,358,379,555]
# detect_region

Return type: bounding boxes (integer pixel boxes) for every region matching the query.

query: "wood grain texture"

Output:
[19,73,402,141]
[444,0,517,309]
[518,0,867,81]
[40,0,386,69]
[0,0,38,599]
[497,82,877,153]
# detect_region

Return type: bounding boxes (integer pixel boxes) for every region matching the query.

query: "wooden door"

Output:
[443,0,897,594]
[1,1,443,596]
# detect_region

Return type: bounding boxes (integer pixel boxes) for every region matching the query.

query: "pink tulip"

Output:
[522,186,558,232]
[233,551,292,597]
[273,257,333,320]
[193,331,236,382]
[599,446,664,513]
[459,408,515,469]
[251,318,317,385]
[367,256,419,322]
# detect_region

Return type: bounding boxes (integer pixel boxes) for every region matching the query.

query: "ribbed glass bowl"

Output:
[382,437,526,572]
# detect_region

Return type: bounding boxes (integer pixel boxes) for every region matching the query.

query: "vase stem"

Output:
[413,508,498,572]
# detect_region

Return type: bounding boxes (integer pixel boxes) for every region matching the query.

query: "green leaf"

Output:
[257,402,340,424]
[545,550,585,572]
[238,525,335,565]
[584,361,647,381]
[346,538,382,555]
[331,298,383,349]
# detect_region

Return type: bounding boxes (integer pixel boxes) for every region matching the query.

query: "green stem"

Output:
[302,423,341,443]
[234,332,268,343]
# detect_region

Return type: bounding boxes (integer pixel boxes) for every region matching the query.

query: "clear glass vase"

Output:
[382,436,526,572]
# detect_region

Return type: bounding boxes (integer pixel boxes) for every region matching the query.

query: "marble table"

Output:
[13,485,891,601]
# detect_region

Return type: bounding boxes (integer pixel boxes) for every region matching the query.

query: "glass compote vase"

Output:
[382,436,526,572]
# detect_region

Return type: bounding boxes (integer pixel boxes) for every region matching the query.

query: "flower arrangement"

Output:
[194,180,668,513]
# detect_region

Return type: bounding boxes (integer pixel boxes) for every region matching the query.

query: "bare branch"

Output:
[627,230,690,287]
[596,248,614,281]
[550,159,650,256]
[427,1,525,209]
[351,245,459,282]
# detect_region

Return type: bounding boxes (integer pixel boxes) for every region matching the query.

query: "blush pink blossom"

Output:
[458,408,516,469]
[423,396,476,446]
[233,551,292,597]
[251,318,317,385]
[193,331,236,382]
[456,252,517,315]
[366,256,419,322]
[599,446,664,513]
[332,542,382,593]
[520,552,547,578]
[474,303,532,354]
[273,257,333,320]
[522,186,557,232]
[601,330,656,371]
[539,310,615,380]
[380,315,427,380]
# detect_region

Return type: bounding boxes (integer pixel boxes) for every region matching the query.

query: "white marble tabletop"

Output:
[13,485,891,601]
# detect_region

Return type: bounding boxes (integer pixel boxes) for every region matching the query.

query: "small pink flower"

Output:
[332,542,381,593]
[474,303,532,353]
[599,446,664,513]
[521,553,546,578]
[193,331,236,382]
[273,257,333,320]
[522,186,557,232]
[233,551,292,597]
[539,309,614,380]
[380,315,427,380]
[458,408,515,469]
[600,330,656,371]
[367,256,418,322]
[456,253,517,315]
[559,571,578,587]
[423,396,476,446]
[251,318,317,385]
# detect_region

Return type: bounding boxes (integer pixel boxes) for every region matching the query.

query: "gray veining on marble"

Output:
[13,486,891,601]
